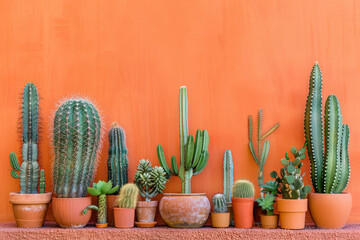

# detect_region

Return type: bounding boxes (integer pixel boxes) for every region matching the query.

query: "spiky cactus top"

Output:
[232,179,255,198]
[223,150,233,203]
[212,193,227,213]
[52,98,103,198]
[116,183,139,209]
[107,122,128,194]
[304,62,350,193]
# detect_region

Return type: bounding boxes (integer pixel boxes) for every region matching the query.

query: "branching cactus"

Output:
[107,122,128,194]
[116,183,139,209]
[248,110,279,197]
[232,179,255,198]
[223,150,233,203]
[212,193,227,213]
[157,86,209,193]
[304,62,350,193]
[52,98,103,198]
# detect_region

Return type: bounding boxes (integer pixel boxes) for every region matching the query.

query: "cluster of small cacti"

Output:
[212,193,227,213]
[135,159,168,201]
[157,86,209,194]
[232,179,255,198]
[116,183,139,209]
[52,98,103,198]
[107,122,128,194]
[223,150,233,203]
[304,62,350,194]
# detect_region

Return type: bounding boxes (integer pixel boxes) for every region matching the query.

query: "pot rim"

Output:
[163,193,206,196]
[9,192,52,204]
[137,200,158,207]
[211,212,230,215]
[52,196,92,200]
[260,214,278,217]
[114,207,136,211]
[309,192,351,196]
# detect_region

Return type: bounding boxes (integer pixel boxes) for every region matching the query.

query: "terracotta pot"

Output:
[159,193,210,228]
[9,192,52,228]
[231,197,254,228]
[52,197,92,228]
[106,195,117,227]
[136,200,158,223]
[309,192,352,228]
[211,212,230,228]
[277,198,307,229]
[260,214,278,229]
[114,208,135,228]
[96,223,108,228]
[227,202,234,226]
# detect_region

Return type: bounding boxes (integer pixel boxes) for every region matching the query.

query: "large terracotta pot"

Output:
[309,192,352,228]
[136,201,158,222]
[277,198,307,229]
[114,208,135,228]
[106,195,117,227]
[52,197,92,228]
[159,193,210,228]
[231,197,254,228]
[260,214,278,229]
[211,212,230,228]
[9,192,52,228]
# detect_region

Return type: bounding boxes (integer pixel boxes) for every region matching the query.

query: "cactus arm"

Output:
[40,169,45,193]
[192,130,203,167]
[323,95,342,193]
[223,150,233,203]
[248,116,259,165]
[185,135,195,171]
[257,110,263,165]
[157,145,173,176]
[304,63,324,193]
[260,123,279,141]
[334,124,350,193]
[171,156,178,175]
[82,205,98,215]
[193,151,209,175]
[10,152,21,179]
[259,140,270,191]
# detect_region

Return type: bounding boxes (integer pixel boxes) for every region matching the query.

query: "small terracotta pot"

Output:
[159,193,210,228]
[260,214,278,229]
[52,197,92,228]
[277,198,307,230]
[136,201,158,223]
[231,197,254,228]
[211,212,230,228]
[227,202,234,226]
[114,208,135,228]
[309,192,352,228]
[96,223,108,228]
[9,192,52,228]
[106,195,117,227]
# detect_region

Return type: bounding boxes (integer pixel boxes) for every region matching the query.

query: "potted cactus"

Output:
[157,86,211,228]
[211,193,230,228]
[51,98,103,228]
[304,62,352,229]
[9,83,52,228]
[269,144,311,229]
[231,179,255,228]
[134,159,168,227]
[114,183,139,228]
[106,122,128,226]
[223,150,234,226]
[82,180,119,228]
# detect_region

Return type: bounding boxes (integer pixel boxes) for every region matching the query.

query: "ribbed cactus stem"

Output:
[212,193,227,213]
[223,150,233,203]
[40,169,45,193]
[97,194,107,224]
[116,183,139,209]
[232,179,255,198]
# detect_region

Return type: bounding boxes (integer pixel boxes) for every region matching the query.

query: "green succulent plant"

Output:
[223,150,233,203]
[232,179,255,198]
[135,159,168,201]
[256,193,276,216]
[116,183,139,209]
[212,193,227,213]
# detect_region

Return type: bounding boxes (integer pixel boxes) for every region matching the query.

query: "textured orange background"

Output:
[0,0,359,223]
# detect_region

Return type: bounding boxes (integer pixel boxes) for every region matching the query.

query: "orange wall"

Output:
[1,0,360,223]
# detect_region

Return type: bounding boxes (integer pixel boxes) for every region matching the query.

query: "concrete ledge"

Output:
[0,222,359,240]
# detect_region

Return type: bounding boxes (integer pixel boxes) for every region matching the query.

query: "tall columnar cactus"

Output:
[39,169,45,194]
[212,193,227,213]
[116,183,139,209]
[304,62,350,193]
[223,150,233,203]
[107,122,128,194]
[9,83,41,194]
[52,98,103,198]
[157,86,209,193]
[248,109,279,196]
[232,179,255,198]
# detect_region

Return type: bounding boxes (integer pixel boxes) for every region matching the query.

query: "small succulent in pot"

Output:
[256,193,276,216]
[211,193,230,228]
[231,179,255,228]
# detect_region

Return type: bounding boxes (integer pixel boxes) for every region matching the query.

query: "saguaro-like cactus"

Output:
[157,86,209,193]
[304,62,350,193]
[116,183,139,209]
[223,150,233,203]
[107,122,128,194]
[52,98,103,198]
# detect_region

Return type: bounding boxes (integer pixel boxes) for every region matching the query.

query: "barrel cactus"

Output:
[232,179,255,198]
[212,193,227,213]
[52,98,103,198]
[304,62,350,193]
[116,183,139,209]
[107,122,128,194]
[223,150,233,203]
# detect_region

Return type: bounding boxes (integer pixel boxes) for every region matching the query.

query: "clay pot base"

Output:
[96,223,108,228]
[135,221,157,228]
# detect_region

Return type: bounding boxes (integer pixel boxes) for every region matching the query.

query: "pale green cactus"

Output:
[223,150,233,203]
[116,183,139,209]
[232,179,255,198]
[212,193,227,213]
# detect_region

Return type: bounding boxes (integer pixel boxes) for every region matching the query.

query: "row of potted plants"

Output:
[8,62,351,230]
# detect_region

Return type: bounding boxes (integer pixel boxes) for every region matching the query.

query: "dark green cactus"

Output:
[304,62,350,193]
[107,122,128,194]
[116,183,139,209]
[212,193,227,213]
[52,98,103,198]
[232,179,255,198]
[39,169,45,194]
[157,86,209,193]
[223,150,233,203]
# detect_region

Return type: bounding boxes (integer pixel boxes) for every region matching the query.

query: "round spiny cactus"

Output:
[232,179,255,198]
[116,183,139,209]
[212,193,227,213]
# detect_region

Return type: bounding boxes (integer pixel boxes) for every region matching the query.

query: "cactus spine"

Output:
[157,86,209,193]
[52,98,103,198]
[212,193,227,213]
[116,183,139,209]
[107,122,128,194]
[223,150,233,203]
[304,62,350,193]
[232,179,255,198]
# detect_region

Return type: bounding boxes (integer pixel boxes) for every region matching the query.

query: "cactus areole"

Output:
[157,86,209,194]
